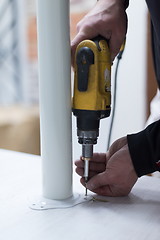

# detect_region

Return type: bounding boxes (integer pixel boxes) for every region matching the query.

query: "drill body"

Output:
[72,37,111,192]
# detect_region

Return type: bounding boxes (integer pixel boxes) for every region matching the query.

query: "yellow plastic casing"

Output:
[72,39,111,112]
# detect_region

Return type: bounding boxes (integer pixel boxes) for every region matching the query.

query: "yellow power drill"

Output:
[72,36,111,196]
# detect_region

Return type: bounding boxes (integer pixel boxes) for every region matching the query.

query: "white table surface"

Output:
[0,149,160,240]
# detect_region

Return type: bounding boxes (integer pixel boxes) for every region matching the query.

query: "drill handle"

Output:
[76,47,94,92]
[92,35,109,50]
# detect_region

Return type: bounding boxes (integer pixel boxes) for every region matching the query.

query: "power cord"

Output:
[107,42,126,151]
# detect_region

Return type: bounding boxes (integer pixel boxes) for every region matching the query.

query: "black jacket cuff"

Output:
[127,122,160,177]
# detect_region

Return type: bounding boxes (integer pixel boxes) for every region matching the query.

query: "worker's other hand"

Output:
[71,0,128,65]
[75,137,138,197]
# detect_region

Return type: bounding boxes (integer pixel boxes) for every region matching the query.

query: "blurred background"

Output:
[0,0,157,157]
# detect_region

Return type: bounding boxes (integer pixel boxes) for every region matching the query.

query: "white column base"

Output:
[29,193,92,210]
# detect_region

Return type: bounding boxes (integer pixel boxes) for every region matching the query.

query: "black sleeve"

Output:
[124,0,129,9]
[127,120,160,177]
[146,0,160,88]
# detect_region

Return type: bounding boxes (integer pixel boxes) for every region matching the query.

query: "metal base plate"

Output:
[29,193,92,210]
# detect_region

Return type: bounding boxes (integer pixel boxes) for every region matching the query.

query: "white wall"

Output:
[72,0,148,160]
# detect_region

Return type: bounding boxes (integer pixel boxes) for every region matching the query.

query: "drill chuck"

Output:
[77,129,99,145]
[82,143,93,158]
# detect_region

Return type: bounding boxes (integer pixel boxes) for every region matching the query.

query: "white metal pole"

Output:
[37,0,72,200]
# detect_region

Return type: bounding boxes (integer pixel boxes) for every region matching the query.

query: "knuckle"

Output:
[76,17,89,32]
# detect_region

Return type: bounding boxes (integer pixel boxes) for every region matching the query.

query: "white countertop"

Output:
[0,149,160,240]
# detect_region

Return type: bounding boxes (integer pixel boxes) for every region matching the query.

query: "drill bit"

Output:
[85,177,88,196]
[82,144,93,197]
[84,158,90,197]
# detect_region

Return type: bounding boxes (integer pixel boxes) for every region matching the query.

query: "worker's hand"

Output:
[75,137,138,197]
[71,0,128,65]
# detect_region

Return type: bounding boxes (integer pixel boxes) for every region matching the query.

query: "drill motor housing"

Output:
[72,37,111,148]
